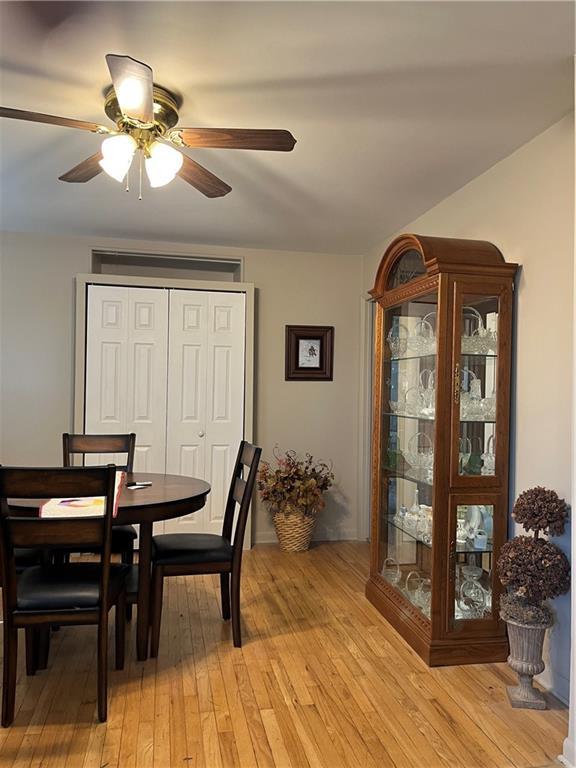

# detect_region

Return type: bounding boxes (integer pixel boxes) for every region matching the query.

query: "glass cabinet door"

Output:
[452,284,509,484]
[378,291,437,620]
[447,495,502,634]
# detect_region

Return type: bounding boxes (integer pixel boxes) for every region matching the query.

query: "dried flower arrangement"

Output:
[497,486,570,625]
[257,448,334,517]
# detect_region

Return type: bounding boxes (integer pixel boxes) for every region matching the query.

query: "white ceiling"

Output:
[0,1,573,254]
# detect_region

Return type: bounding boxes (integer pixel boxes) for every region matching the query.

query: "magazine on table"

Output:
[39,471,125,518]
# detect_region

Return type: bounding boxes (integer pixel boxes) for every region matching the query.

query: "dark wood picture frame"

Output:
[285,325,334,381]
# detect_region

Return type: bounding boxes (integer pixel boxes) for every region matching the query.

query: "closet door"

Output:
[165,290,246,535]
[85,285,169,472]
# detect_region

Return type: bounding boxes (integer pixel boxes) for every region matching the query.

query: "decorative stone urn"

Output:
[504,616,553,710]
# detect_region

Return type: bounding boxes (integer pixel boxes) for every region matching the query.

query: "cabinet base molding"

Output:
[366,577,509,667]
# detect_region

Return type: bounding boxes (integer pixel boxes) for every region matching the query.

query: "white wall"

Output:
[365,114,574,702]
[0,232,364,543]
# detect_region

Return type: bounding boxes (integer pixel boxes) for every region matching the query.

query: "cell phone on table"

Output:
[126,481,152,489]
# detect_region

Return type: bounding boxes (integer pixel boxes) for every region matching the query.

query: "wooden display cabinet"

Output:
[366,234,518,666]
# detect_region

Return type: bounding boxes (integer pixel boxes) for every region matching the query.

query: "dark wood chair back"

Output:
[0,466,117,617]
[63,433,136,472]
[222,441,262,561]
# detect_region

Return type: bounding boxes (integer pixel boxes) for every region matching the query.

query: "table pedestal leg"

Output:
[137,521,153,661]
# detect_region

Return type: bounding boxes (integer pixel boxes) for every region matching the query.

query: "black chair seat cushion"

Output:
[111,525,138,550]
[16,563,129,612]
[152,534,233,566]
[14,548,43,570]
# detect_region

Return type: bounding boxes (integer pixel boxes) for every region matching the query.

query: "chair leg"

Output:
[231,569,242,648]
[2,622,18,727]
[25,628,37,676]
[36,628,50,670]
[115,592,126,671]
[149,566,164,658]
[97,616,108,722]
[122,547,134,622]
[220,573,231,621]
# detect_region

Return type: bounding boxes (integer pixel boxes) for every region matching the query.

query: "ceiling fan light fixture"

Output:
[99,133,137,182]
[145,140,183,188]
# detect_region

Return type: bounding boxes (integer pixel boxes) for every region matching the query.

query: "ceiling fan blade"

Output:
[106,53,154,124]
[59,152,104,183]
[173,128,296,152]
[178,155,232,198]
[0,106,109,133]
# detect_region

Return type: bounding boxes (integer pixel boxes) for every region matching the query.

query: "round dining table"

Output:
[10,472,211,661]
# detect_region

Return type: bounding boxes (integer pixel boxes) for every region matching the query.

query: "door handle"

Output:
[198,431,205,438]
[454,364,460,405]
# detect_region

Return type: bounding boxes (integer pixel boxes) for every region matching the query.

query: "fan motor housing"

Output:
[103,83,181,133]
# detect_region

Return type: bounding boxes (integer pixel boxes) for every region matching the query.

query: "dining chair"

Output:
[0,465,128,725]
[150,441,261,654]
[63,433,138,617]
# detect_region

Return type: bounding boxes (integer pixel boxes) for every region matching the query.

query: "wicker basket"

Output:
[273,505,317,551]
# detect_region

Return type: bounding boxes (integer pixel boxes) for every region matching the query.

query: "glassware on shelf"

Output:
[416,506,433,545]
[459,436,472,474]
[383,557,401,586]
[481,434,496,475]
[393,504,408,527]
[460,371,496,422]
[404,570,423,604]
[416,578,432,616]
[401,431,434,475]
[404,386,425,416]
[408,317,436,356]
[481,505,494,543]
[465,505,483,539]
[482,388,497,420]
[473,530,488,549]
[419,368,436,417]
[387,323,409,358]
[457,565,487,619]
[404,488,420,533]
[461,306,497,355]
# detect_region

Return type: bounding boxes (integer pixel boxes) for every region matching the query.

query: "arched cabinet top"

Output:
[370,233,517,301]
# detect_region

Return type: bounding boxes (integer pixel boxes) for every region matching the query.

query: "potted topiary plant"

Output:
[257,448,334,551]
[497,486,570,709]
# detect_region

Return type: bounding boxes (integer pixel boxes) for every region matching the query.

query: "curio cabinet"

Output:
[366,234,518,665]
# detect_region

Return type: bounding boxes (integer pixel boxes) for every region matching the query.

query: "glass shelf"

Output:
[384,411,494,425]
[384,351,498,364]
[460,417,496,424]
[384,353,437,363]
[383,411,435,422]
[461,353,498,360]
[386,515,493,554]
[382,465,433,487]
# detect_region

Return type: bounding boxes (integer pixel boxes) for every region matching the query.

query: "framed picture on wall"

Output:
[285,325,334,381]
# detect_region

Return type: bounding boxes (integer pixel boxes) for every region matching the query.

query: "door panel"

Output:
[203,293,246,532]
[165,290,246,535]
[85,286,129,466]
[165,291,208,533]
[86,285,169,474]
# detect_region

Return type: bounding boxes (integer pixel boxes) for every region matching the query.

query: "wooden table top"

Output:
[8,472,211,525]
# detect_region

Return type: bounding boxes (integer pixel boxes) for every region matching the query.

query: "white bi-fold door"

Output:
[165,290,245,534]
[84,284,246,536]
[85,285,169,472]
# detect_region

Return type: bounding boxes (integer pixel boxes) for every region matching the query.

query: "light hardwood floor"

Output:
[0,542,567,768]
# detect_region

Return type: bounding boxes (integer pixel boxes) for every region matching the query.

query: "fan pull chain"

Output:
[125,167,130,192]
[138,150,143,201]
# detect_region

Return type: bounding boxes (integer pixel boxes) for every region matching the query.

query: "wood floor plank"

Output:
[0,543,568,768]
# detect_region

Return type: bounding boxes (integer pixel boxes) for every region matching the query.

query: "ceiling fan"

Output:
[0,53,296,198]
